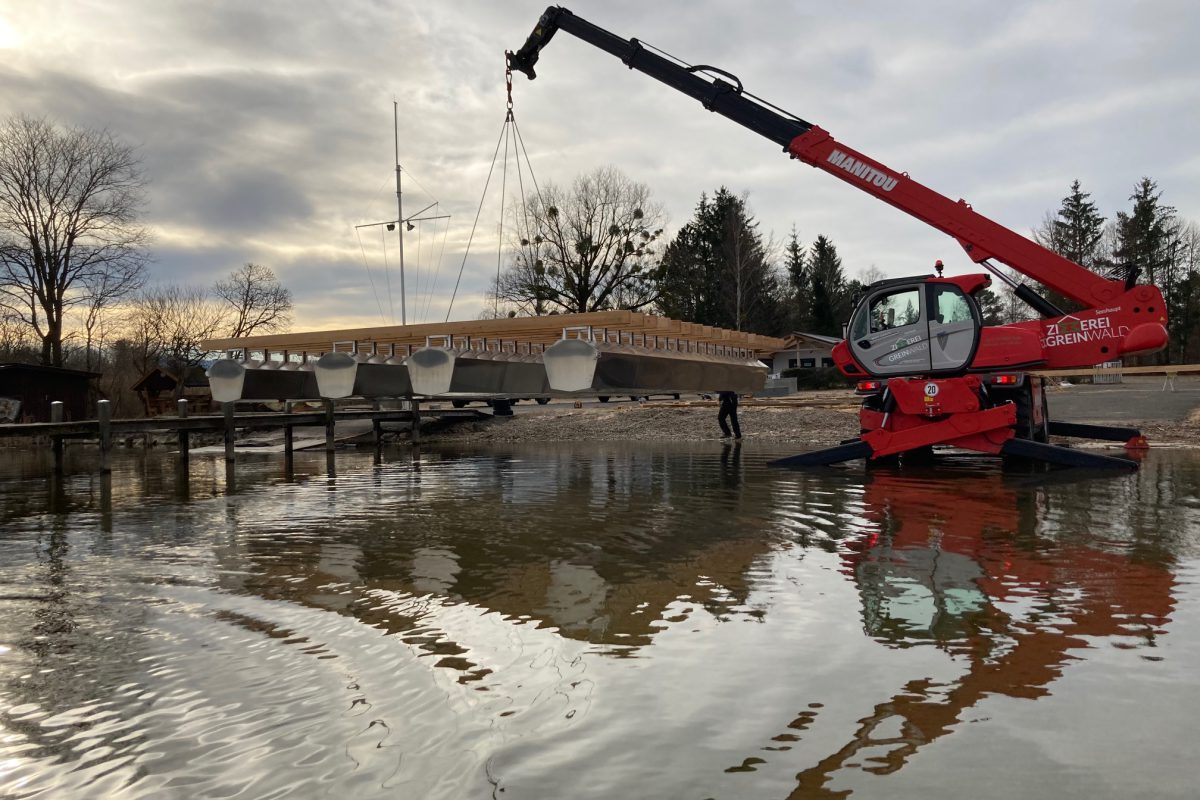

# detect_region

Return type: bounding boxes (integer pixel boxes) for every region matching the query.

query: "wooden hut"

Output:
[0,363,100,422]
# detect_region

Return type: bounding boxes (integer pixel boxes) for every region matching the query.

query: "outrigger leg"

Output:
[771,437,1137,470]
[998,438,1137,470]
[769,439,874,467]
[1047,421,1149,449]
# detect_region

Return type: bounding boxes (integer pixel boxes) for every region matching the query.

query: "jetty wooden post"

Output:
[97,399,112,474]
[283,401,295,461]
[410,399,421,444]
[177,399,189,463]
[372,400,382,447]
[222,402,236,466]
[50,401,64,473]
[325,399,336,452]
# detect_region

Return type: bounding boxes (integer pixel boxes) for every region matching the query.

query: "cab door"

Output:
[926,283,981,373]
[847,283,933,377]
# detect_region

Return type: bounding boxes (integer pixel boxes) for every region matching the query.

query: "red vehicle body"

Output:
[508,7,1168,469]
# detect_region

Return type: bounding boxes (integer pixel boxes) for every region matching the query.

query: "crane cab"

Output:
[845,275,985,378]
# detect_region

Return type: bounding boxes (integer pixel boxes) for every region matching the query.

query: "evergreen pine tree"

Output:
[1031,180,1108,312]
[656,188,785,334]
[807,235,849,336]
[1114,177,1175,286]
[783,226,810,332]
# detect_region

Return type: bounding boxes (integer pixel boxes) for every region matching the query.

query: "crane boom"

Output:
[509,5,1169,471]
[508,6,1127,311]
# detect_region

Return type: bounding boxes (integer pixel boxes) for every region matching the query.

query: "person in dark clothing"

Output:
[717,390,741,439]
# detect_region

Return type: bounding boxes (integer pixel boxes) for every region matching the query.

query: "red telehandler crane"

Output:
[507,7,1170,470]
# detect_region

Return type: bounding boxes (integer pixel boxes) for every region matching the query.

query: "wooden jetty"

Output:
[0,398,484,474]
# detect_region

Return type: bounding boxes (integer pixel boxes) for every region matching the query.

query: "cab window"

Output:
[931,285,973,324]
[867,288,921,334]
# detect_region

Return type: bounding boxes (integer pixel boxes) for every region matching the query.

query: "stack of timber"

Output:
[201,311,785,402]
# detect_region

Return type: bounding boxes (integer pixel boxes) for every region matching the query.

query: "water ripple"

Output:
[0,443,1198,798]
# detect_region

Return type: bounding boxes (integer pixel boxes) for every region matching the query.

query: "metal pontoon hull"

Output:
[407,348,551,397]
[543,339,766,394]
[207,356,412,401]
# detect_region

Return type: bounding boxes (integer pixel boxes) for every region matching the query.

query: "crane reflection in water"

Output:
[768,468,1176,797]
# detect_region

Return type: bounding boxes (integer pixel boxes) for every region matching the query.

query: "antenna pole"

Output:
[394,101,407,325]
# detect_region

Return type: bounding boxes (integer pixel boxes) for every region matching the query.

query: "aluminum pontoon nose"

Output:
[543,338,767,395]
[315,352,358,398]
[408,347,456,396]
[206,359,246,403]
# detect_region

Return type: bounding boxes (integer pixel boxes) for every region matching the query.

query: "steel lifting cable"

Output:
[445,117,509,321]
[446,60,545,321]
[510,115,548,289]
[494,113,512,317]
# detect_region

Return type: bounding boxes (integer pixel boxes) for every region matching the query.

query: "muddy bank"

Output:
[433,402,855,446]
[425,396,1200,448]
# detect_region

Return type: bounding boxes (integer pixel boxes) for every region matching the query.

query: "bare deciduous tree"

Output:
[0,311,38,363]
[496,166,664,315]
[0,115,149,366]
[80,259,145,370]
[129,286,226,397]
[213,262,293,338]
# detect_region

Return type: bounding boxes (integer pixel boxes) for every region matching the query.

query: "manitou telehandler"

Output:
[507,7,1169,470]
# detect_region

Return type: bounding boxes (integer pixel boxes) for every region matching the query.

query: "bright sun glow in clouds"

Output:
[0,18,18,49]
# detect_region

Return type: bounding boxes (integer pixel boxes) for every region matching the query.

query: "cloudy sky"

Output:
[3,0,1198,332]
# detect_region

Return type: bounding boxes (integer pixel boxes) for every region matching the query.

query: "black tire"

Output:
[1012,387,1036,441]
[901,445,936,465]
[1002,385,1044,471]
[1037,386,1050,443]
[451,400,468,409]
[598,396,610,403]
[536,397,550,405]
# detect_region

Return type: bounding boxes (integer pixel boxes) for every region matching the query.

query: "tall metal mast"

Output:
[394,101,407,325]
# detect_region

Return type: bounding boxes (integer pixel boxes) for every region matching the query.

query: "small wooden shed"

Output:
[132,366,214,416]
[0,363,100,422]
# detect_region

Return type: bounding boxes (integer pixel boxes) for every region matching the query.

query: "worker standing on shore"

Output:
[718,391,742,440]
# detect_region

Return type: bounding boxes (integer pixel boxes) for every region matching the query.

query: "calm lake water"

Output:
[1,442,1198,799]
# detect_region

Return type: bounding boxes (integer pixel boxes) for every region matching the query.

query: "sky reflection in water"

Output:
[0,443,1197,799]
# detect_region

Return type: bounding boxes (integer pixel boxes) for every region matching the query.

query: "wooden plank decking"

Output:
[202,310,787,358]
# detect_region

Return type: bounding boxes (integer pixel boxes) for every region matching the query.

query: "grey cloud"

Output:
[2,0,1197,333]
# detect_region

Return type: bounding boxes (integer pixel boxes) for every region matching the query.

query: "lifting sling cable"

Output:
[494,115,511,317]
[446,61,546,321]
[511,116,550,312]
[444,120,509,321]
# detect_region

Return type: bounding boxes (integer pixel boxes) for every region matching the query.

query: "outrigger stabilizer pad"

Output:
[1046,421,1141,442]
[768,439,873,468]
[769,437,1138,470]
[998,438,1137,470]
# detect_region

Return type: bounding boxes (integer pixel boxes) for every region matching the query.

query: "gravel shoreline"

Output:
[431,403,861,446]
[426,395,1200,448]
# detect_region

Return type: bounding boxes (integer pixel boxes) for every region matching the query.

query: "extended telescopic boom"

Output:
[508,6,1132,313]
